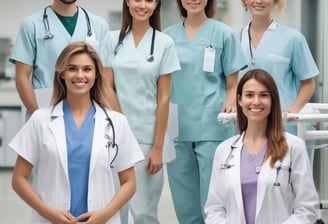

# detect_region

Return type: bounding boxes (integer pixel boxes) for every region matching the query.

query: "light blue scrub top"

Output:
[164,19,247,141]
[239,22,319,110]
[9,6,109,89]
[63,101,95,217]
[101,28,181,144]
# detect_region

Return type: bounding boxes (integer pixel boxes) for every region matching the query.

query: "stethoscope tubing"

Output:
[43,5,92,39]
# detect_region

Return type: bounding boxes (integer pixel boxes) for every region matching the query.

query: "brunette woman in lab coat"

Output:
[205,69,319,224]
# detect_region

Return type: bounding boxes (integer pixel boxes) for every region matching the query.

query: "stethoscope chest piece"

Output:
[146,54,154,62]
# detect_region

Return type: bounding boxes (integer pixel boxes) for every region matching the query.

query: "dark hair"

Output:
[175,0,217,19]
[118,0,161,42]
[236,69,288,167]
[51,41,110,108]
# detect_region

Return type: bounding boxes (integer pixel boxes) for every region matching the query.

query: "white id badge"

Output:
[203,46,215,72]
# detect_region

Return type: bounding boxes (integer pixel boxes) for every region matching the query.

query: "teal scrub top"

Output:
[239,21,319,110]
[164,19,247,141]
[9,6,109,89]
[101,28,181,144]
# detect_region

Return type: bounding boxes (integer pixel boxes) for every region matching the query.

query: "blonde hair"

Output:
[241,0,286,14]
[51,41,111,109]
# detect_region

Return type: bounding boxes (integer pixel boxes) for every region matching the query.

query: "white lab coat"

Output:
[205,132,319,224]
[9,101,144,224]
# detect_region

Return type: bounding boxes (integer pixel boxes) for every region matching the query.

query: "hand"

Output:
[43,208,78,224]
[77,209,110,224]
[146,146,163,175]
[221,104,236,113]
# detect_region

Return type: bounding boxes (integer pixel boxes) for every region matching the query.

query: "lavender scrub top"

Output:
[240,143,267,224]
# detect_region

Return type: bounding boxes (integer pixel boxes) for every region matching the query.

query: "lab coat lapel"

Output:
[88,103,106,175]
[256,158,271,219]
[231,134,246,222]
[49,102,68,177]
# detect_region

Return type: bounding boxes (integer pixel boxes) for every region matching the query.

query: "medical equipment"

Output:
[43,5,92,40]
[102,107,118,168]
[114,28,156,62]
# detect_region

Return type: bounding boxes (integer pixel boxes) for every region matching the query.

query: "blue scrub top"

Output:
[101,28,181,144]
[239,22,319,110]
[63,100,95,217]
[164,19,247,141]
[9,6,109,89]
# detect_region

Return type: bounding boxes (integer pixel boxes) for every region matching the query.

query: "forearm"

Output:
[223,72,238,112]
[285,78,315,113]
[102,168,136,220]
[15,62,38,114]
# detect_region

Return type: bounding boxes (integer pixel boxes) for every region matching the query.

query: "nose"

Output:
[253,95,261,104]
[76,69,83,77]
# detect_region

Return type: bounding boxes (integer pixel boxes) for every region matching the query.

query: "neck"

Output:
[132,21,151,34]
[245,121,267,140]
[250,17,273,32]
[51,2,77,16]
[184,13,208,28]
[65,95,92,116]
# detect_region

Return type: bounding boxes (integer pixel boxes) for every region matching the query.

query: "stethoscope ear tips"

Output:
[146,55,154,62]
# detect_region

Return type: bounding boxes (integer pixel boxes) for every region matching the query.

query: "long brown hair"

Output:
[118,0,162,43]
[175,0,217,19]
[51,41,110,109]
[236,69,288,167]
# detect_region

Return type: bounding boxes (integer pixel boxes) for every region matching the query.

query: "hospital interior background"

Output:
[0,0,328,223]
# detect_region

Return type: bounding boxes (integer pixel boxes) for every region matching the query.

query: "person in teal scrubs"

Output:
[164,0,247,223]
[100,0,180,223]
[239,0,319,156]
[9,0,109,115]
[10,41,144,224]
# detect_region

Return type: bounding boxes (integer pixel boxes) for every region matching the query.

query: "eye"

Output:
[67,66,77,72]
[83,66,93,72]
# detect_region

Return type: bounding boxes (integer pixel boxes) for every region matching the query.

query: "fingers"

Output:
[146,158,163,175]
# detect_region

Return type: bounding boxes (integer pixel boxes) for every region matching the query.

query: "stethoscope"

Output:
[273,149,293,190]
[114,27,156,62]
[220,136,293,190]
[43,5,92,39]
[102,108,118,168]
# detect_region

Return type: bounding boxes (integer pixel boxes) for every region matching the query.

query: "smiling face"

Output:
[238,78,272,125]
[61,53,96,99]
[180,0,208,16]
[126,0,158,23]
[244,0,276,19]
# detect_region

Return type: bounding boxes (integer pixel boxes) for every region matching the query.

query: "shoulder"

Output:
[82,8,109,29]
[20,9,43,26]
[285,132,305,146]
[164,23,183,35]
[284,132,307,155]
[276,23,306,41]
[155,30,175,44]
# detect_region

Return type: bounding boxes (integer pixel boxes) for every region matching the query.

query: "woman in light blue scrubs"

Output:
[239,0,319,156]
[10,42,144,224]
[164,0,247,223]
[101,0,180,223]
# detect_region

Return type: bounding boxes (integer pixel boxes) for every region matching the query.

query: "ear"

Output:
[237,95,242,106]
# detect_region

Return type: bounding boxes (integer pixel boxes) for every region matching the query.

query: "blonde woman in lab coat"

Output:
[205,69,319,224]
[10,41,144,224]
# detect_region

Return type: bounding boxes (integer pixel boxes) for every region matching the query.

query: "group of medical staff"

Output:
[7,0,321,223]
